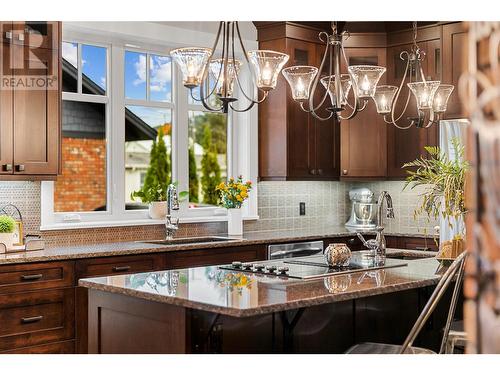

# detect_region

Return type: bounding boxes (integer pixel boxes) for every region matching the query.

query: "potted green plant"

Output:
[131,128,171,219]
[0,215,16,252]
[403,138,469,259]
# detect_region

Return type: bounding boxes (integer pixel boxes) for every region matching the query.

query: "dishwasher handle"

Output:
[270,247,323,258]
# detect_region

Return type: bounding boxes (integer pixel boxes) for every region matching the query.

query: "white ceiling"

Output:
[153,22,257,41]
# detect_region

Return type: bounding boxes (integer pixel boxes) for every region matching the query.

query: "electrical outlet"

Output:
[299,202,306,216]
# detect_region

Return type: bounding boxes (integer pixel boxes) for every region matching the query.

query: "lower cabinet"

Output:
[0,288,75,352]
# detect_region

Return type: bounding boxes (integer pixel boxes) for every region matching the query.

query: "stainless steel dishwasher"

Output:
[268,240,324,260]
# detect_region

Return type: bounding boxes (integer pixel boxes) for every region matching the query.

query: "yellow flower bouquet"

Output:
[216,176,252,209]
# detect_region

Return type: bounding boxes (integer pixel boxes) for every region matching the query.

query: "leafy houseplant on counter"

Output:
[216,176,252,235]
[0,215,16,252]
[403,138,469,260]
[131,128,171,219]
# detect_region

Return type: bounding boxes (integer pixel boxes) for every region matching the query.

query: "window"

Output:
[42,24,257,229]
[55,42,108,213]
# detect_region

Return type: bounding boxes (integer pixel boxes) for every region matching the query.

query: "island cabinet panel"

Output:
[166,245,267,269]
[0,288,74,352]
[87,289,188,354]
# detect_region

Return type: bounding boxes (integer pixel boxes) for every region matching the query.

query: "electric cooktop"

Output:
[219,254,408,280]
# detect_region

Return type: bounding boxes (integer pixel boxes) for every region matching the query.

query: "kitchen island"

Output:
[79,249,454,354]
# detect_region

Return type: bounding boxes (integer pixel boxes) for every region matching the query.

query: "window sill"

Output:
[40,215,259,231]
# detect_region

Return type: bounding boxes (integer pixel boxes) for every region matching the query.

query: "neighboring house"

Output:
[55,59,157,212]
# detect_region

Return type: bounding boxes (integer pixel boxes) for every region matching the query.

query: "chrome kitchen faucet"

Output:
[357,191,394,257]
[165,184,180,240]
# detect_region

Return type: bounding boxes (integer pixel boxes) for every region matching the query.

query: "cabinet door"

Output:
[340,48,387,178]
[11,22,59,50]
[386,42,439,178]
[442,22,468,119]
[12,45,60,175]
[286,39,316,179]
[313,44,340,179]
[0,42,13,174]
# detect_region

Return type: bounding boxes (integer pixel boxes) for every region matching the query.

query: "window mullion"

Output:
[175,66,189,218]
[111,45,126,218]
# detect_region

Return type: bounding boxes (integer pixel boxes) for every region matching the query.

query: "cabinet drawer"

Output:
[0,288,75,351]
[400,237,439,252]
[76,254,165,278]
[1,339,75,354]
[167,245,266,269]
[0,261,74,294]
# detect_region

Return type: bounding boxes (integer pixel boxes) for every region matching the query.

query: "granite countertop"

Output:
[79,249,443,318]
[0,226,438,266]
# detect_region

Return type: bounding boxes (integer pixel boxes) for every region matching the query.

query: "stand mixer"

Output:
[345,188,378,230]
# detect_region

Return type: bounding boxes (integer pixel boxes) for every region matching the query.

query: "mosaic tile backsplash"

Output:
[245,181,438,235]
[0,180,437,247]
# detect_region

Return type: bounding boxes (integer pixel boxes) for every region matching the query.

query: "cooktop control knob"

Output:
[243,263,253,270]
[278,266,289,275]
[265,265,277,273]
[231,261,242,269]
[254,264,265,271]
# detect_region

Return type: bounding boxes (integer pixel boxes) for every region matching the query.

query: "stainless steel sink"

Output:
[140,236,237,246]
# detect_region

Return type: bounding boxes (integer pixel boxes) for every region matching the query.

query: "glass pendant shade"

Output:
[282,66,318,101]
[209,58,242,97]
[373,85,398,114]
[407,81,441,110]
[348,65,386,98]
[432,84,454,113]
[320,74,352,107]
[170,47,212,88]
[247,50,289,91]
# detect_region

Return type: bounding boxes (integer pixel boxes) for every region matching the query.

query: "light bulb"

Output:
[361,75,370,91]
[435,94,442,107]
[186,60,196,85]
[296,77,305,97]
[262,62,272,85]
[380,94,388,111]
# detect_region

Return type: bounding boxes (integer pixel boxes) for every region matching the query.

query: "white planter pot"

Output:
[227,208,243,236]
[0,233,14,252]
[148,201,168,219]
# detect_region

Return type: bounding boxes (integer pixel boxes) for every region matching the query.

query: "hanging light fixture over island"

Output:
[282,22,455,128]
[170,21,289,113]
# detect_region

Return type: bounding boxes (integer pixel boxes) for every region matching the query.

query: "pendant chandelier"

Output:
[170,21,289,113]
[282,22,454,128]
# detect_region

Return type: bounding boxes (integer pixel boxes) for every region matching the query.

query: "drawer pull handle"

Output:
[112,266,131,272]
[21,274,43,281]
[414,246,431,251]
[21,315,43,324]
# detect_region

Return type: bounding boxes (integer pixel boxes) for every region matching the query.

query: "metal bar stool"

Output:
[345,251,468,354]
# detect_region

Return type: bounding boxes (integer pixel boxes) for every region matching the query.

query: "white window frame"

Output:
[41,23,258,230]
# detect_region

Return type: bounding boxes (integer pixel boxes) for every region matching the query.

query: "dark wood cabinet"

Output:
[340,47,387,179]
[442,22,468,119]
[0,21,61,180]
[256,22,340,181]
[385,27,442,178]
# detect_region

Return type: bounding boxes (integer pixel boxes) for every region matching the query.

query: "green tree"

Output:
[188,143,199,203]
[131,128,171,203]
[191,113,227,154]
[200,125,221,205]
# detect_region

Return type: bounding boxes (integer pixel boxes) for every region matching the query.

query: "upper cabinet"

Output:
[385,25,442,178]
[442,22,468,119]
[0,21,61,180]
[256,22,467,181]
[340,46,387,179]
[256,22,340,181]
